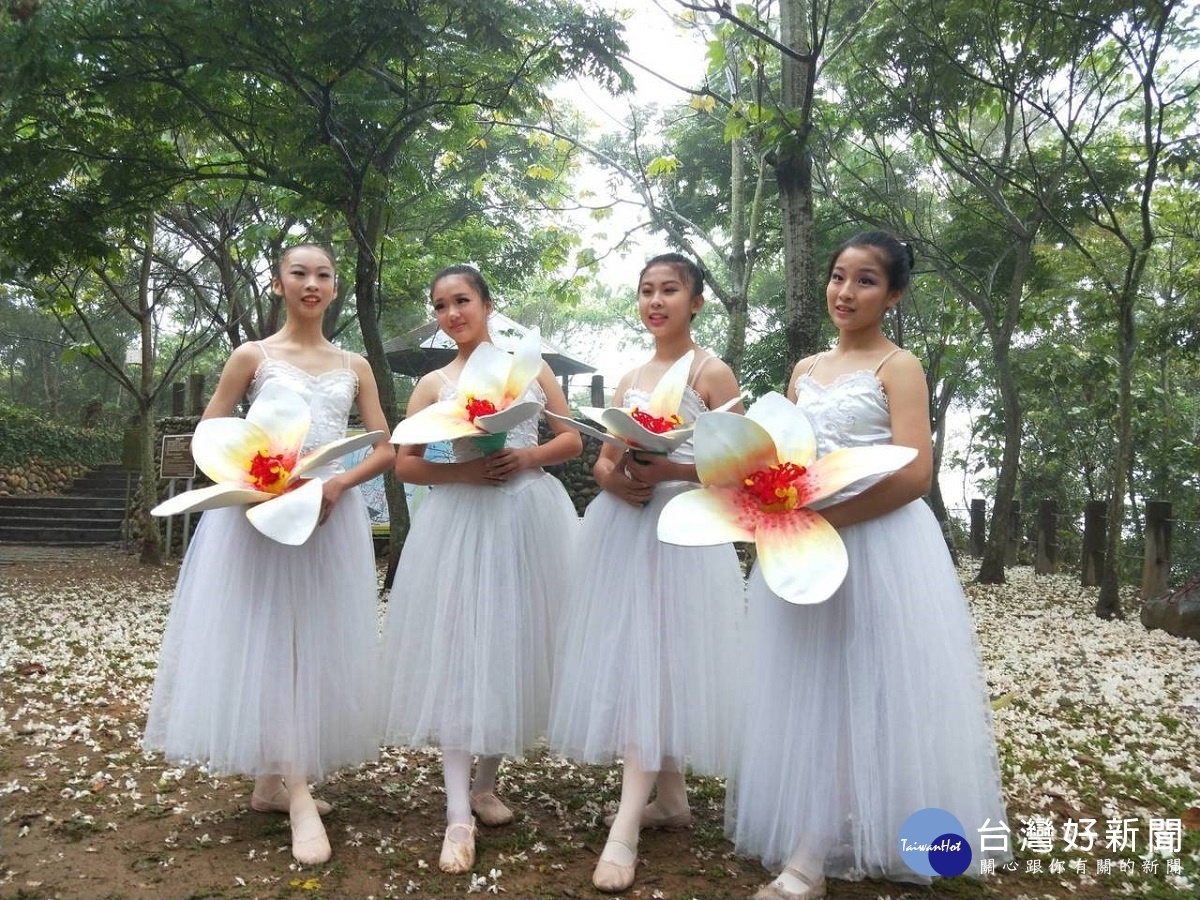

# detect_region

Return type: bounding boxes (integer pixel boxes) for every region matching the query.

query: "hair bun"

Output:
[898,239,915,270]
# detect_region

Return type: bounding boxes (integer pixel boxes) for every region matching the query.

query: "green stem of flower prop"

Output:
[472,431,508,455]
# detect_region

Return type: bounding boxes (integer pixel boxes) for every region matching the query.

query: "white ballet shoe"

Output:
[602,802,693,831]
[290,812,331,866]
[469,791,514,826]
[251,784,332,816]
[751,867,826,899]
[592,838,638,893]
[438,818,477,874]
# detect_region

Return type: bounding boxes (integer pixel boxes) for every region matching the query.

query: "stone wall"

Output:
[0,461,92,498]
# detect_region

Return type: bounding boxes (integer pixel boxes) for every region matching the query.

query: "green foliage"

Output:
[0,400,121,467]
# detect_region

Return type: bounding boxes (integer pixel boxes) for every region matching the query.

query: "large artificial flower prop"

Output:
[656,392,917,604]
[151,381,385,545]
[546,350,725,453]
[390,330,545,451]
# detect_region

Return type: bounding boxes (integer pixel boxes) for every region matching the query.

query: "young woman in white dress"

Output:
[548,254,745,893]
[380,265,582,875]
[144,245,393,866]
[727,232,1010,899]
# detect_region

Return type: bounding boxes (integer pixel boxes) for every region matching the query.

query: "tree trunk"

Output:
[137,398,162,565]
[974,226,1036,583]
[1096,292,1135,618]
[977,341,1020,583]
[723,138,749,376]
[776,0,822,363]
[137,215,162,565]
[350,216,409,571]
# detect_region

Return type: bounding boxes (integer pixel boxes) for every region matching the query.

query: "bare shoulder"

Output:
[220,342,266,383]
[406,370,444,412]
[789,354,821,383]
[348,352,379,387]
[882,348,926,380]
[694,351,739,392]
[878,349,928,402]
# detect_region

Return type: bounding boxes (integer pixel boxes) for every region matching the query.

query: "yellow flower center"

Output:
[248,451,289,494]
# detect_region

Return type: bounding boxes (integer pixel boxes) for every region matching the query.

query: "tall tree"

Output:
[1,0,628,559]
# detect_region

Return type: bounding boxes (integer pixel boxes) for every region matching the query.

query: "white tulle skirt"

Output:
[548,482,745,774]
[142,492,381,781]
[381,470,578,756]
[725,499,1010,881]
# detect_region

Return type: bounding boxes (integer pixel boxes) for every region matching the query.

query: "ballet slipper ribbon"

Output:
[150,380,384,545]
[656,391,917,605]
[391,329,545,445]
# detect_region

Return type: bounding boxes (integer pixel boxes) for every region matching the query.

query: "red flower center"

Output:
[630,407,684,434]
[743,462,807,513]
[465,396,498,423]
[248,451,289,493]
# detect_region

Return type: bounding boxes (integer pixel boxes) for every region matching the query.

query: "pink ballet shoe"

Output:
[592,838,638,893]
[438,818,477,874]
[251,784,332,816]
[469,791,514,826]
[290,812,331,866]
[603,803,693,832]
[751,867,826,900]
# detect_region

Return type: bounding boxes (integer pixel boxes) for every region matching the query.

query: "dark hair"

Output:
[639,253,705,296]
[430,264,493,305]
[827,231,914,293]
[277,243,337,274]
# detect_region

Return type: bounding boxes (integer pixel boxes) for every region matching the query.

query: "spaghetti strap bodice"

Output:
[249,343,357,454]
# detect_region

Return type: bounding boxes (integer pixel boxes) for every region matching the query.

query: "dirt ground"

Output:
[0,550,1186,900]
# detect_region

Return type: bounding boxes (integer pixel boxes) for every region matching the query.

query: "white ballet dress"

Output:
[143,349,381,781]
[380,379,579,757]
[725,365,1011,881]
[548,365,745,774]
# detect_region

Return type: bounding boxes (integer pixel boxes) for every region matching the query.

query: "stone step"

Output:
[0,495,127,511]
[0,523,123,544]
[0,509,125,527]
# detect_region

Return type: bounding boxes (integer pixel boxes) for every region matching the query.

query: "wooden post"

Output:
[1140,500,1172,599]
[187,372,205,416]
[1005,499,1021,566]
[171,381,185,416]
[1035,499,1058,575]
[1081,499,1107,587]
[590,374,605,407]
[560,374,569,399]
[969,498,986,557]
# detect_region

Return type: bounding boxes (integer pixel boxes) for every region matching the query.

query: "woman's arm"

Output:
[818,351,934,528]
[627,354,744,485]
[200,343,262,420]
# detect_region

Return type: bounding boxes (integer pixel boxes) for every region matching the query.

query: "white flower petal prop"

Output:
[572,350,697,453]
[657,391,918,605]
[150,383,385,545]
[245,477,325,546]
[391,333,546,446]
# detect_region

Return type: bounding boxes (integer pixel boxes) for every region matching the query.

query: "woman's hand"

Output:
[625,450,688,485]
[599,451,654,507]
[482,447,527,484]
[319,478,346,525]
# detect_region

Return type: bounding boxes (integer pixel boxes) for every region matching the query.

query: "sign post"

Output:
[160,434,196,557]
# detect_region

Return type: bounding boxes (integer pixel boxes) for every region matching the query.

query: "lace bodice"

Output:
[248,358,358,457]
[793,371,893,454]
[793,371,893,505]
[439,380,548,463]
[623,384,710,465]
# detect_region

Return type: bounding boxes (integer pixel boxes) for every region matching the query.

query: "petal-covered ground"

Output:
[0,550,1196,899]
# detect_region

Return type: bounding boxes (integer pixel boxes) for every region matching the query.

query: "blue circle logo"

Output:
[898,808,972,877]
